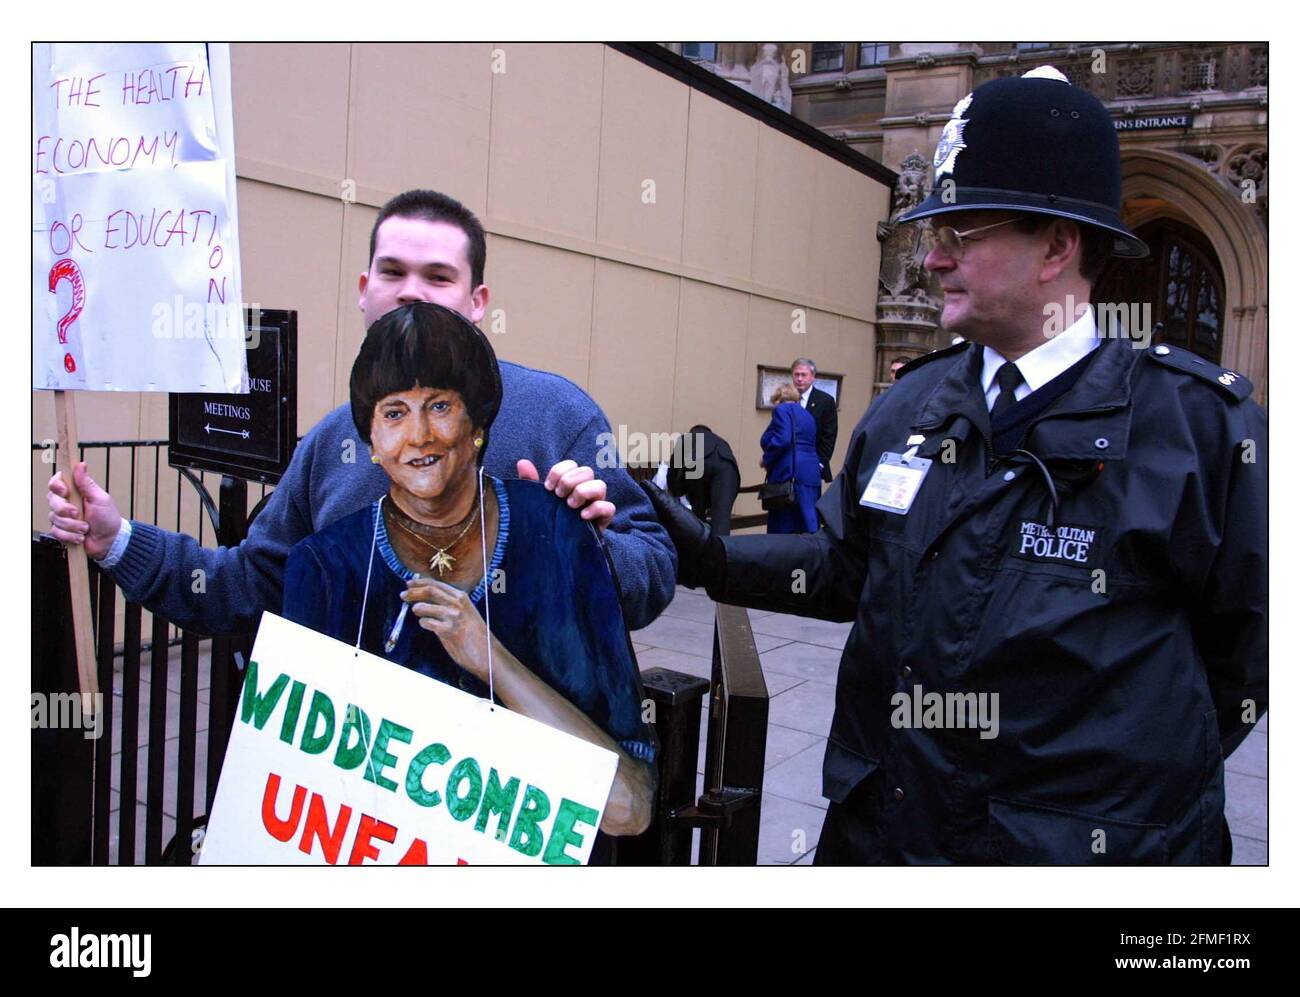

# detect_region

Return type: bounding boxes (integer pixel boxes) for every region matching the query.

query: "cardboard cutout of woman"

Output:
[282,302,656,841]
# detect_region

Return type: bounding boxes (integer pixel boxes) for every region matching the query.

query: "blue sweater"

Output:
[282,477,656,764]
[108,361,677,633]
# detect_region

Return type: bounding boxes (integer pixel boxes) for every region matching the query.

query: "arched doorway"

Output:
[1116,148,1267,404]
[1095,218,1226,364]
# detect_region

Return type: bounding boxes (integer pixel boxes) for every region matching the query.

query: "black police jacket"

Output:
[714,336,1267,864]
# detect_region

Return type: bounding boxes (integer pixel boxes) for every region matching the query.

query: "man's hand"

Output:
[46,462,123,560]
[516,459,615,532]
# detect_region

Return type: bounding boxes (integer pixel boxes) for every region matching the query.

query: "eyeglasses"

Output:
[933,217,1019,260]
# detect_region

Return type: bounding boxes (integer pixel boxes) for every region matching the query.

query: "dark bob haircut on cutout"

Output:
[349,302,503,463]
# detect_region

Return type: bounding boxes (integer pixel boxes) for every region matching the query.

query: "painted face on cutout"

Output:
[369,385,480,509]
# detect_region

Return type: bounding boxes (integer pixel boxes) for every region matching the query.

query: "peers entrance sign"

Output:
[33,43,247,392]
[199,615,619,865]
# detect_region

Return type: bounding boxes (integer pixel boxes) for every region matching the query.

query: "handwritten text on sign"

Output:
[199,614,618,865]
[32,43,247,392]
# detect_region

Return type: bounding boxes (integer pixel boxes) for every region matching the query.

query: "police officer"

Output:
[642,68,1267,864]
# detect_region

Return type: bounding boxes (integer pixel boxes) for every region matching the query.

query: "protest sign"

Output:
[32,42,247,392]
[199,614,620,865]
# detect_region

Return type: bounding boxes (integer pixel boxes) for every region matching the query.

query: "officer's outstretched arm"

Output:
[712,458,868,622]
[715,527,864,622]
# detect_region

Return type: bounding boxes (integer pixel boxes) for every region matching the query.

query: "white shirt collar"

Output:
[800,385,812,407]
[981,306,1099,408]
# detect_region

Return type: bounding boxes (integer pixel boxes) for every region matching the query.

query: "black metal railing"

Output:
[625,603,768,864]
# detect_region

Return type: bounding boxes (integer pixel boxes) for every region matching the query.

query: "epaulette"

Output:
[895,340,973,380]
[1143,343,1253,402]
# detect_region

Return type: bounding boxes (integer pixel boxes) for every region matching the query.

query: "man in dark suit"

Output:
[665,425,741,538]
[792,357,838,483]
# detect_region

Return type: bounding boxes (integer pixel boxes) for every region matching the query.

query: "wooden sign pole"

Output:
[53,389,101,711]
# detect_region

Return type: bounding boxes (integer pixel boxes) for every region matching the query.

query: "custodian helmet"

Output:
[899,66,1149,258]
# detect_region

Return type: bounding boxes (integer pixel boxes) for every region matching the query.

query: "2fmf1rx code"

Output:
[1121,934,1251,947]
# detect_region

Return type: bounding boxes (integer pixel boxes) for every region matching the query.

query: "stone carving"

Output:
[1183,144,1222,171]
[874,151,942,396]
[1226,146,1267,188]
[1116,58,1156,97]
[1249,47,1268,87]
[744,44,792,112]
[876,152,940,301]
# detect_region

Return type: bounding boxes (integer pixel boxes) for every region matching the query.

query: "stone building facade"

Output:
[665,42,1268,403]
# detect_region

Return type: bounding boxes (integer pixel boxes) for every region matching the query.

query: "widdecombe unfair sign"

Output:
[200,615,619,865]
[32,43,247,392]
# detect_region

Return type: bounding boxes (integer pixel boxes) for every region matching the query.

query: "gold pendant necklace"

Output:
[387,497,481,576]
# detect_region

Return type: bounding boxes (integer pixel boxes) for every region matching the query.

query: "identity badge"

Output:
[860,452,932,515]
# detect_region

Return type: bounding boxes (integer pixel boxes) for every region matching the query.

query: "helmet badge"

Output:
[934,92,973,179]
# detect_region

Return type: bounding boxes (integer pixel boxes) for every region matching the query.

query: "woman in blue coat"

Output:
[761,384,822,534]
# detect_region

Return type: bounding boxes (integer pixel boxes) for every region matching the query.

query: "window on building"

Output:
[812,43,845,72]
[681,43,717,62]
[858,43,890,67]
[1015,42,1053,51]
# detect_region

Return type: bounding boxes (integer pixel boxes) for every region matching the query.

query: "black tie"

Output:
[990,362,1024,422]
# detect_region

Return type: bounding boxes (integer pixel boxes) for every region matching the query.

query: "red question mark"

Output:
[48,258,84,374]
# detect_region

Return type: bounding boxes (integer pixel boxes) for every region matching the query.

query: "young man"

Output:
[48,190,676,632]
[646,70,1267,864]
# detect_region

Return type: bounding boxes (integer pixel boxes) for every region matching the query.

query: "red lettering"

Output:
[85,73,104,107]
[397,838,428,865]
[261,772,306,842]
[34,136,50,174]
[298,793,353,865]
[208,276,227,304]
[348,814,398,865]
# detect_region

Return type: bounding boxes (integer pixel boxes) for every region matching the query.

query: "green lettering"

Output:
[508,784,551,858]
[405,742,451,807]
[474,769,521,841]
[239,660,289,730]
[446,757,483,822]
[299,691,336,755]
[279,680,306,744]
[542,798,600,865]
[363,718,413,792]
[332,704,372,771]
